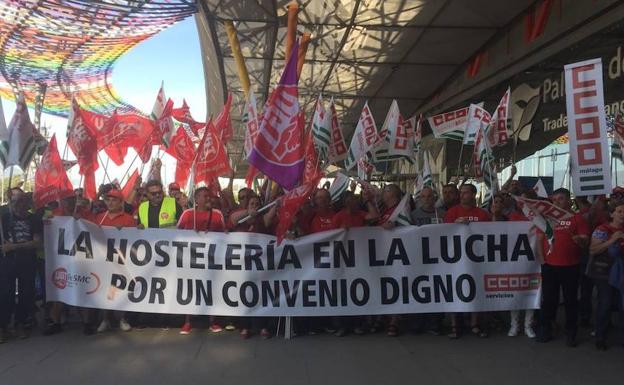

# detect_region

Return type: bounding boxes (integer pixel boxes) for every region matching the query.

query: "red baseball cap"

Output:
[105,189,124,200]
[169,182,181,191]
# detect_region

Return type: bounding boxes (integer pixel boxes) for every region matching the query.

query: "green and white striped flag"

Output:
[329,172,350,202]
[387,192,412,226]
[6,95,38,171]
[422,150,433,187]
[151,82,174,147]
[311,94,331,159]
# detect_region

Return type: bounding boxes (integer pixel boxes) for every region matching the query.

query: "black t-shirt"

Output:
[1,210,43,257]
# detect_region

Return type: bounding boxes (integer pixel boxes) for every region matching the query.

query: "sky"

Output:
[1,16,207,187]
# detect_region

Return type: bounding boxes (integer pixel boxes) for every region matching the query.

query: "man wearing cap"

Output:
[137,180,182,229]
[93,189,135,333]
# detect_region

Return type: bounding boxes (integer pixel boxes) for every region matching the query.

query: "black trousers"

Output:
[540,263,579,338]
[0,254,36,329]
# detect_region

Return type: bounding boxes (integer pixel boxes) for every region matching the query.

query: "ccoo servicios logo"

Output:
[483,273,541,292]
[52,267,101,294]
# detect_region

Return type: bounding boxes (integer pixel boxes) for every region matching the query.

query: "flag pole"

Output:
[97,153,113,184]
[456,142,465,179]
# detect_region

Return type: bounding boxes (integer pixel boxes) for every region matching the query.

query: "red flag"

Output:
[172,99,205,135]
[151,98,175,147]
[121,169,139,201]
[245,165,259,188]
[33,135,74,208]
[102,111,155,163]
[275,176,321,245]
[68,100,100,199]
[214,93,233,143]
[302,113,323,184]
[166,125,196,186]
[194,120,232,184]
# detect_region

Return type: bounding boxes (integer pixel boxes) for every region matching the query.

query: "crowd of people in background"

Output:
[1,165,623,352]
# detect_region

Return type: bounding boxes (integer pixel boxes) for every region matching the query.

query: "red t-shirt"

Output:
[93,211,136,227]
[546,213,590,266]
[332,209,368,229]
[309,209,335,234]
[177,209,225,232]
[227,208,250,232]
[508,210,528,222]
[444,205,491,223]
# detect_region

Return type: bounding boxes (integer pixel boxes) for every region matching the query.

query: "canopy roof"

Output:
[197,0,535,170]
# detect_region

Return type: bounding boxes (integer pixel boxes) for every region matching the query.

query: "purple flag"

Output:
[248,41,304,190]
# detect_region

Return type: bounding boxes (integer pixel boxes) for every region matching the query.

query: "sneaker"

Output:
[524,326,536,339]
[334,328,348,337]
[353,327,365,336]
[16,326,30,340]
[119,319,132,332]
[179,322,192,335]
[225,324,236,331]
[83,324,96,336]
[260,328,270,339]
[97,319,111,333]
[210,324,223,333]
[43,323,63,336]
[240,328,250,339]
[507,324,519,337]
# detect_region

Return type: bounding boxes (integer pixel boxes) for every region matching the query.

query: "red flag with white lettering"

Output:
[102,111,155,163]
[194,120,232,184]
[33,135,74,208]
[166,125,196,186]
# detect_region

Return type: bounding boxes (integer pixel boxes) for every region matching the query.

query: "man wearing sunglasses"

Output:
[137,180,183,229]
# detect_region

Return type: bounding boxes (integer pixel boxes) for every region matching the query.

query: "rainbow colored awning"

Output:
[0,0,197,117]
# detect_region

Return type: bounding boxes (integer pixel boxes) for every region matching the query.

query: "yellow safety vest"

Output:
[138,196,177,228]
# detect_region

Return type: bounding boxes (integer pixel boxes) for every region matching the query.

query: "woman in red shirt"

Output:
[178,187,225,335]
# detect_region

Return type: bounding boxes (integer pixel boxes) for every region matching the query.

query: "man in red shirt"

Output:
[444,183,490,339]
[94,189,135,333]
[178,187,225,335]
[538,188,589,347]
[332,191,378,229]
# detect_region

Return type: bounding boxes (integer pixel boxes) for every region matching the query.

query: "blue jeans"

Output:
[594,279,624,343]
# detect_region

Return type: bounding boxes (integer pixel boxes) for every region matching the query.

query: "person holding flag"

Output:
[444,183,491,339]
[537,188,589,347]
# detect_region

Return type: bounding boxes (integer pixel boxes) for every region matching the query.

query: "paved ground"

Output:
[1,321,623,385]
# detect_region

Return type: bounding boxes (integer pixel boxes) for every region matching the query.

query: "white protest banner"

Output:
[488,87,511,148]
[564,58,612,196]
[45,217,541,317]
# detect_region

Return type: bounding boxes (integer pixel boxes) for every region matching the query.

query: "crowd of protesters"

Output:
[1,165,623,352]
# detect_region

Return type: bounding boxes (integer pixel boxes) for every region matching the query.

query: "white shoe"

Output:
[97,319,111,333]
[524,326,536,338]
[119,319,132,332]
[507,323,519,337]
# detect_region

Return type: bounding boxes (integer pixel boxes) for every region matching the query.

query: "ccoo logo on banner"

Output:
[564,58,612,196]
